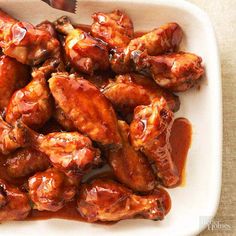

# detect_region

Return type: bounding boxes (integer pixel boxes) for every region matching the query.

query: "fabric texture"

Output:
[185,0,236,235]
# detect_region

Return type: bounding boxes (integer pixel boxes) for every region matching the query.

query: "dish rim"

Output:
[0,0,222,235]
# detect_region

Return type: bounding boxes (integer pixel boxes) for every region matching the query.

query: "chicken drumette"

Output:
[5,148,50,178]
[130,97,179,187]
[5,58,59,129]
[0,55,30,112]
[103,73,180,122]
[54,16,109,75]
[106,120,155,192]
[49,73,121,146]
[0,179,31,220]
[28,168,76,212]
[26,128,101,178]
[132,51,205,92]
[91,9,134,49]
[0,9,59,65]
[111,22,183,74]
[77,178,171,222]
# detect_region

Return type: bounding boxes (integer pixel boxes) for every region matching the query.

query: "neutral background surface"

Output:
[185,0,236,235]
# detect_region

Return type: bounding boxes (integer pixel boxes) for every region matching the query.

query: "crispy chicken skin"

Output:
[77,178,171,222]
[49,73,121,146]
[0,116,27,154]
[132,51,205,92]
[5,59,59,129]
[0,179,31,220]
[111,22,183,74]
[107,121,155,192]
[6,148,50,178]
[130,98,179,187]
[54,16,109,75]
[0,55,30,111]
[28,168,76,212]
[103,73,180,119]
[0,9,60,65]
[26,127,101,175]
[91,9,134,49]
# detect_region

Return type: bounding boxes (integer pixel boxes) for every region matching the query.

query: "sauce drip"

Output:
[170,118,192,186]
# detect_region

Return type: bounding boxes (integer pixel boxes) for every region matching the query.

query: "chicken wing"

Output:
[91,9,134,49]
[0,55,30,111]
[106,120,155,192]
[49,73,121,146]
[111,22,183,74]
[132,51,205,92]
[0,9,59,65]
[28,168,76,211]
[5,58,59,129]
[77,178,171,222]
[103,73,180,121]
[0,179,31,220]
[26,127,101,176]
[54,16,109,75]
[5,148,50,178]
[130,98,179,187]
[36,20,66,72]
[0,116,27,154]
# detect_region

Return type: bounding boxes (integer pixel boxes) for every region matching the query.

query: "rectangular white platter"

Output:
[0,0,222,235]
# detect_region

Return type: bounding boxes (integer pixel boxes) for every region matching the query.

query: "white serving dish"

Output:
[0,0,222,235]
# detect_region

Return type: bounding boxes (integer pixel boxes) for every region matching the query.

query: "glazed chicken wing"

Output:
[106,120,155,192]
[91,9,134,49]
[6,148,50,178]
[111,22,183,74]
[25,127,101,176]
[0,116,27,154]
[0,55,30,111]
[132,51,205,92]
[54,16,109,75]
[49,73,121,146]
[36,20,66,72]
[77,178,171,222]
[0,9,59,65]
[0,179,31,220]
[103,73,180,121]
[130,98,179,187]
[5,59,59,129]
[28,168,76,211]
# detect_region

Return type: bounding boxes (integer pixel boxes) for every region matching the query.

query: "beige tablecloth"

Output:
[185,0,236,235]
